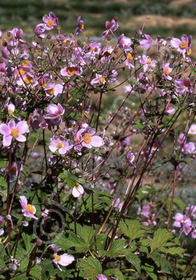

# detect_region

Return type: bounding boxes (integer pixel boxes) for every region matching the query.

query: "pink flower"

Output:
[75,16,84,36]
[34,23,46,38]
[188,124,196,135]
[91,73,106,86]
[174,78,191,95]
[183,142,195,154]
[19,196,38,220]
[140,34,152,50]
[44,82,63,97]
[140,55,156,72]
[72,183,84,198]
[125,53,134,69]
[44,103,64,120]
[164,104,175,115]
[49,136,73,155]
[171,35,192,58]
[192,229,196,239]
[75,127,104,149]
[43,12,58,30]
[102,18,119,38]
[60,63,82,77]
[162,62,173,80]
[118,34,132,52]
[8,27,23,39]
[0,119,29,147]
[53,253,74,271]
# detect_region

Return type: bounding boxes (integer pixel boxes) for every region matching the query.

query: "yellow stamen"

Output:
[88,46,94,53]
[75,137,80,142]
[99,77,106,84]
[11,128,19,138]
[180,41,188,49]
[18,69,25,76]
[147,58,151,65]
[54,255,61,263]
[127,53,133,61]
[67,67,76,76]
[56,142,63,149]
[47,20,54,28]
[164,68,170,75]
[187,49,191,55]
[83,133,91,143]
[24,75,33,84]
[81,24,84,30]
[46,88,55,95]
[26,204,35,214]
[21,60,29,66]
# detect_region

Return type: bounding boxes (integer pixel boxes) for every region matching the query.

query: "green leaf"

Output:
[142,264,157,280]
[125,251,141,273]
[104,268,124,280]
[78,256,102,280]
[22,232,35,252]
[106,239,126,258]
[150,229,173,251]
[160,246,184,257]
[173,198,186,211]
[119,219,145,241]
[29,265,42,279]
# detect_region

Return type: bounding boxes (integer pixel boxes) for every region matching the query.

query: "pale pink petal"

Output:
[16,121,29,134]
[8,119,16,130]
[171,38,181,48]
[59,253,74,266]
[16,135,26,142]
[0,124,10,136]
[3,135,12,146]
[19,196,28,209]
[91,136,104,147]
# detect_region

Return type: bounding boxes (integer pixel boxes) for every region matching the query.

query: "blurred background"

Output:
[0,0,195,56]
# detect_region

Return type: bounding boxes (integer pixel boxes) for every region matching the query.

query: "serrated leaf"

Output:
[142,264,157,280]
[78,256,102,279]
[119,219,145,241]
[150,229,173,251]
[29,265,42,279]
[106,239,126,258]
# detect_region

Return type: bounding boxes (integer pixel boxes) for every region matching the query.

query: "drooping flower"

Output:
[34,23,46,39]
[140,34,152,50]
[174,77,191,95]
[0,119,29,147]
[53,253,74,271]
[118,34,132,52]
[49,136,73,155]
[102,18,119,38]
[42,12,58,30]
[19,196,38,220]
[75,16,84,36]
[72,183,84,198]
[170,35,192,58]
[44,103,64,120]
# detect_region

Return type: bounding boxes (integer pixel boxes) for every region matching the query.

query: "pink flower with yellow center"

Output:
[60,63,82,77]
[75,127,104,149]
[140,34,152,50]
[91,73,106,86]
[72,183,84,198]
[0,119,29,147]
[19,196,38,220]
[53,253,74,271]
[162,62,173,80]
[42,12,58,30]
[170,35,192,58]
[49,136,73,155]
[44,82,63,97]
[188,124,196,135]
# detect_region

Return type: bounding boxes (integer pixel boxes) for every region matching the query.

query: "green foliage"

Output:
[78,256,102,280]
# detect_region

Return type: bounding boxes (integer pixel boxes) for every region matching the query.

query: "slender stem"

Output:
[167,167,177,231]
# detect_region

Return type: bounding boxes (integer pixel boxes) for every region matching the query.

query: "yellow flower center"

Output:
[26,204,35,214]
[67,67,76,76]
[99,77,106,84]
[75,182,79,188]
[191,128,195,133]
[127,53,133,61]
[21,60,29,66]
[11,128,19,138]
[164,68,170,75]
[46,87,55,95]
[187,49,191,55]
[75,137,80,142]
[47,20,54,28]
[180,41,188,49]
[147,58,151,65]
[56,142,63,149]
[83,133,91,143]
[88,46,94,53]
[24,75,33,84]
[18,69,25,76]
[81,24,84,30]
[54,254,61,263]
[8,109,14,115]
